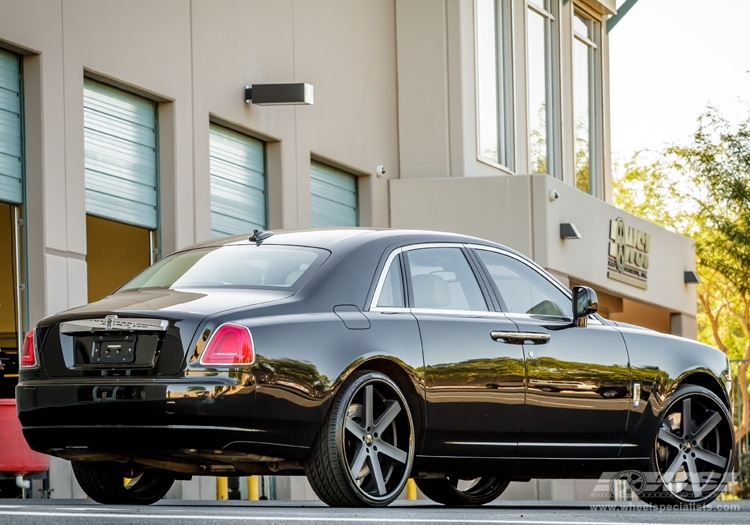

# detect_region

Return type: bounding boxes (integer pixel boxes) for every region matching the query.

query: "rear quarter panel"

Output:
[202,307,423,451]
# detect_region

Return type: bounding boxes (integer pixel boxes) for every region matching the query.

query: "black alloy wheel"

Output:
[72,461,175,505]
[306,371,415,507]
[415,476,509,506]
[638,385,733,507]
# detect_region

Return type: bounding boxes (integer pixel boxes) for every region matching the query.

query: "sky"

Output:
[609,0,750,165]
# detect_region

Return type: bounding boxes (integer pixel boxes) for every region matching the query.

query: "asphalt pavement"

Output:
[1,499,749,525]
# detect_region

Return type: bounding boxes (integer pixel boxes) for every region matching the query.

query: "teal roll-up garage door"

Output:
[209,124,266,238]
[310,161,358,227]
[0,49,22,204]
[84,79,158,229]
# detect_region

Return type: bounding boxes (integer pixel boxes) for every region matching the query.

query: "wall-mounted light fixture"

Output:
[684,271,700,284]
[244,83,314,106]
[560,223,582,240]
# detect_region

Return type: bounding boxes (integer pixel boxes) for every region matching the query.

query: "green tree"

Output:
[671,109,750,444]
[613,107,750,444]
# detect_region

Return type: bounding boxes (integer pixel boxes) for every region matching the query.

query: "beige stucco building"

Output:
[0,0,697,501]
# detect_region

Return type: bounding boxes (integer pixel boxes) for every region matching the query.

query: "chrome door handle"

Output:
[490,331,551,345]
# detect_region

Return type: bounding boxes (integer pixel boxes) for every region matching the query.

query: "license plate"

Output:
[92,336,136,364]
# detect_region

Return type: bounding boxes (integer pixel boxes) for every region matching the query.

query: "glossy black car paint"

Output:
[17,229,731,487]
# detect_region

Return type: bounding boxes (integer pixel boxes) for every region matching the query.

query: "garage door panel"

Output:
[310,161,357,227]
[84,79,157,229]
[209,124,266,238]
[0,49,21,205]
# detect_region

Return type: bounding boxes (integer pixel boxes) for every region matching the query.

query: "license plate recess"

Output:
[91,335,137,364]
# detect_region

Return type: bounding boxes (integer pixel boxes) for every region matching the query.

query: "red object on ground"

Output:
[0,399,49,474]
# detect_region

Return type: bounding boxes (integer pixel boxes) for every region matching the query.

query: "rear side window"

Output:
[118,245,328,291]
[405,248,487,311]
[376,256,405,308]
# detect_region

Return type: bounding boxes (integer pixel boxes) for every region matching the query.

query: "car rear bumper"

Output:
[16,379,321,463]
[20,424,310,465]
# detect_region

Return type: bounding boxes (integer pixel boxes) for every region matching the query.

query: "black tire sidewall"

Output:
[415,476,509,506]
[306,370,415,507]
[643,384,733,507]
[72,461,174,505]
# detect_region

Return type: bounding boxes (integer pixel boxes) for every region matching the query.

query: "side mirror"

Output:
[572,286,598,327]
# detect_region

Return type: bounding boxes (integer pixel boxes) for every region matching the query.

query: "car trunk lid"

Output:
[37,288,292,378]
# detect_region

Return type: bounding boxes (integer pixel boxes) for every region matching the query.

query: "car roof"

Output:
[184,228,504,252]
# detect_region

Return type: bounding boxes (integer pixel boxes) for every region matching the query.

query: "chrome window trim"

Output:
[369,247,407,313]
[370,243,602,324]
[467,244,571,298]
[369,243,490,314]
[447,441,636,448]
[410,308,506,318]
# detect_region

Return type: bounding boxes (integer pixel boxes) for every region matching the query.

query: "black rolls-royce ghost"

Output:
[17,229,733,507]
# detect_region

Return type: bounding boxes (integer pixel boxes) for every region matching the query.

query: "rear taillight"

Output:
[20,330,38,368]
[200,323,254,366]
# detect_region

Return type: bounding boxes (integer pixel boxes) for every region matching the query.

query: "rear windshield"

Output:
[118,245,328,292]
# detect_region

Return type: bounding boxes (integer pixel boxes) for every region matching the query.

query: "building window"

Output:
[476,0,514,169]
[209,123,267,238]
[526,0,559,177]
[310,161,358,227]
[573,10,602,197]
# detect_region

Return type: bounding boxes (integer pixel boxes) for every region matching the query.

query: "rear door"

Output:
[401,244,525,458]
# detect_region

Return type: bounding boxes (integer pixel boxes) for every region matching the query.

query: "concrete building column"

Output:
[671,312,698,340]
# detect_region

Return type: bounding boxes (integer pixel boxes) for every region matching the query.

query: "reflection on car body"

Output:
[17,229,733,508]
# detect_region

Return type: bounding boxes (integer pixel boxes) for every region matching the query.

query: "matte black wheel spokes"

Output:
[343,382,410,498]
[305,371,414,507]
[655,393,732,503]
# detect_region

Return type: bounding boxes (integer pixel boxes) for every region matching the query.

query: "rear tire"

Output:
[415,476,509,506]
[72,461,174,505]
[305,371,415,507]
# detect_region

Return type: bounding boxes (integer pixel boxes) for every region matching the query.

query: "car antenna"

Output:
[249,228,274,245]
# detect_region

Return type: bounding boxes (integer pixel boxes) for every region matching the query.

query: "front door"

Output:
[473,248,630,459]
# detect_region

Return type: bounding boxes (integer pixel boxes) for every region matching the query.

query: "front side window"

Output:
[475,249,571,318]
[526,0,559,177]
[405,248,487,311]
[476,0,514,169]
[573,10,602,197]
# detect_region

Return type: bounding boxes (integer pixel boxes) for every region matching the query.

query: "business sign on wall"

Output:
[608,217,650,290]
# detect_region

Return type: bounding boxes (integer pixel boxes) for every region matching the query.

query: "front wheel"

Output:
[415,476,509,506]
[305,371,415,507]
[72,461,175,504]
[637,385,733,507]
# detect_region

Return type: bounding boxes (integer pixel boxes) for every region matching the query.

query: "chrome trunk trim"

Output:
[60,316,169,333]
